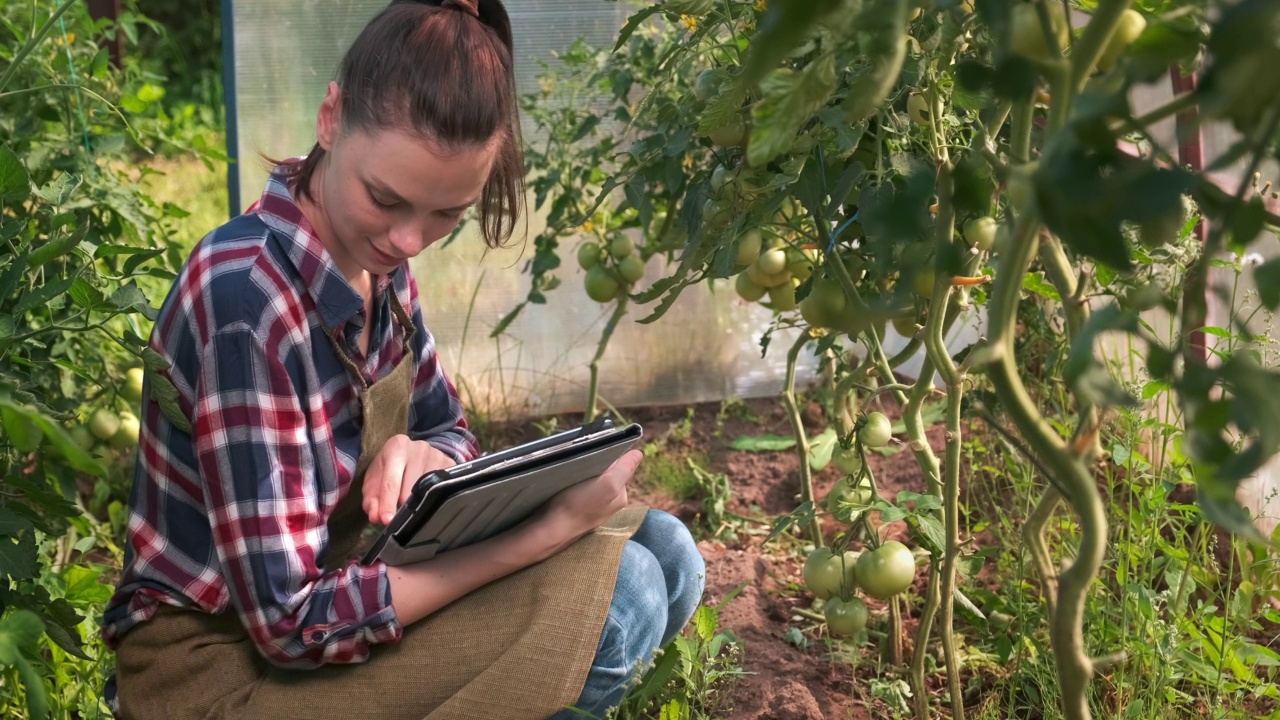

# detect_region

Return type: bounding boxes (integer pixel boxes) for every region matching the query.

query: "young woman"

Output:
[101,1,705,717]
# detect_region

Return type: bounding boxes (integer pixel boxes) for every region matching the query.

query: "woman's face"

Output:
[306,83,500,284]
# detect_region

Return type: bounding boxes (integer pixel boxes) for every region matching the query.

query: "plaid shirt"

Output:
[101,168,480,669]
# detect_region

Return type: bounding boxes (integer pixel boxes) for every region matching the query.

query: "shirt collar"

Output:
[250,165,405,329]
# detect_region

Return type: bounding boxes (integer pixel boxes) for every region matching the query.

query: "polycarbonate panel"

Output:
[228,0,836,420]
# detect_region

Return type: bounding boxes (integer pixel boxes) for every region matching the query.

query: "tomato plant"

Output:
[494,0,1280,717]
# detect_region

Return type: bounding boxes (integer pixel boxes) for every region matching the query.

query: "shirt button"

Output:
[311,631,326,643]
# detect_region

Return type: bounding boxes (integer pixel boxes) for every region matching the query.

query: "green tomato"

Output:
[1138,208,1185,248]
[856,540,917,600]
[803,547,859,600]
[1096,9,1147,72]
[964,216,998,251]
[584,265,621,303]
[69,425,95,451]
[709,164,734,195]
[825,475,872,523]
[831,446,863,475]
[892,314,919,338]
[734,272,768,302]
[111,413,141,450]
[1007,162,1038,215]
[735,229,763,267]
[907,93,931,126]
[768,280,799,312]
[824,595,869,637]
[618,255,646,284]
[123,367,145,404]
[708,116,748,148]
[577,242,604,270]
[89,409,121,441]
[913,270,936,299]
[1010,2,1070,60]
[859,412,893,448]
[755,248,788,276]
[799,277,847,329]
[703,198,735,229]
[608,235,635,259]
[693,68,722,102]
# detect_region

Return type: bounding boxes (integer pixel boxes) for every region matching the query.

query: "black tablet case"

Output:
[361,419,643,566]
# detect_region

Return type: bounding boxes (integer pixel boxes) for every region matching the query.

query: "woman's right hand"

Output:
[532,448,642,550]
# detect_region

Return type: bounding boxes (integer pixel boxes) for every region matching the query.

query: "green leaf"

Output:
[736,0,840,90]
[0,610,43,665]
[0,508,29,536]
[1256,258,1280,310]
[0,398,106,477]
[952,587,987,621]
[747,53,838,168]
[0,531,39,581]
[915,513,946,554]
[148,374,193,433]
[729,434,797,452]
[1197,485,1266,544]
[1,405,43,452]
[897,491,942,512]
[13,275,74,316]
[613,5,662,53]
[33,173,81,206]
[695,605,717,643]
[14,655,50,720]
[109,283,156,321]
[68,278,110,312]
[63,564,114,605]
[806,427,839,470]
[0,316,12,339]
[0,145,28,200]
[1023,272,1062,301]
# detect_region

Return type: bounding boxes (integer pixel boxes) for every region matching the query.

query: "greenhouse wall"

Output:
[227,1,1280,526]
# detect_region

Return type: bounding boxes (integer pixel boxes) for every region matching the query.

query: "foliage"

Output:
[0,0,212,713]
[501,0,1280,718]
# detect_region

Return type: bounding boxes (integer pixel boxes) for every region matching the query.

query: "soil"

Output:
[486,392,959,720]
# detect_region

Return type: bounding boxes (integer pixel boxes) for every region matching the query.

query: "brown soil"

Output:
[487,392,962,720]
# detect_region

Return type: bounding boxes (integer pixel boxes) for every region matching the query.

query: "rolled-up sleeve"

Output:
[194,328,402,668]
[405,291,480,463]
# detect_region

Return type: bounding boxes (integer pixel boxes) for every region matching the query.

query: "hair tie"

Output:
[441,0,479,18]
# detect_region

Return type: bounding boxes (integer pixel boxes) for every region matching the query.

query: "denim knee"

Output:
[629,509,707,645]
[561,540,668,718]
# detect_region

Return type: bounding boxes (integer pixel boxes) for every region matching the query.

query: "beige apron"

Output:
[115,287,648,720]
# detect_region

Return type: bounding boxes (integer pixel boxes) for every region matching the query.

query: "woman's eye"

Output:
[368,191,397,209]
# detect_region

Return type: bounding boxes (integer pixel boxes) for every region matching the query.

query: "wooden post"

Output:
[87,0,124,67]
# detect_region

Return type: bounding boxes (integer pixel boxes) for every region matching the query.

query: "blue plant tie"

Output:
[58,15,93,159]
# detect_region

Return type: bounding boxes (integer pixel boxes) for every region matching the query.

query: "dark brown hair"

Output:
[281,0,525,248]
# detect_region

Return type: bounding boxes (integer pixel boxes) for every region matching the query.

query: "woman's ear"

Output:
[316,81,342,151]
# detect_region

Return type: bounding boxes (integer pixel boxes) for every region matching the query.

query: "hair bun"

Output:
[440,0,479,17]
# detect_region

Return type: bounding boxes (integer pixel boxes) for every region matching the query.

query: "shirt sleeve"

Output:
[404,287,481,463]
[194,327,402,668]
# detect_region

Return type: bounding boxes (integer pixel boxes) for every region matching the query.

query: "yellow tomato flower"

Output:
[680,14,697,32]
[754,0,767,11]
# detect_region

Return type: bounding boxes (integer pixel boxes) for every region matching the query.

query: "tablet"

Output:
[361,418,644,566]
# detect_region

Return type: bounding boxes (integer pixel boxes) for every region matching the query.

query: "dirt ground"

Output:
[489,392,953,720]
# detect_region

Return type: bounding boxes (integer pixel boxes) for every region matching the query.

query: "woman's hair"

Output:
[281,0,525,248]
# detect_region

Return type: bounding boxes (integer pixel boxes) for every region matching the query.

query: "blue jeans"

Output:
[548,509,706,720]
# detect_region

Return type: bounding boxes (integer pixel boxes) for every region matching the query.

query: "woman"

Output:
[101,1,705,717]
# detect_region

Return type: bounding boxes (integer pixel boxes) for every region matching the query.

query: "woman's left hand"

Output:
[363,435,457,525]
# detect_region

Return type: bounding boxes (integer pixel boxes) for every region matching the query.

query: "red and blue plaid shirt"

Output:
[101,167,480,669]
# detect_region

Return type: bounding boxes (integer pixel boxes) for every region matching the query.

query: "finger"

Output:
[379,450,408,526]
[363,453,387,521]
[607,449,644,479]
[398,443,430,507]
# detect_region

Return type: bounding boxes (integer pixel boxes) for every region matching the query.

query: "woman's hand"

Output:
[530,449,643,551]
[363,435,456,524]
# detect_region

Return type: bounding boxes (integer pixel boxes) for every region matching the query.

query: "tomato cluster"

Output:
[578,234,648,303]
[803,540,917,638]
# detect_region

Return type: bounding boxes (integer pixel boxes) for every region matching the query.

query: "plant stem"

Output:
[584,296,629,423]
[783,332,823,547]
[1068,0,1136,94]
[0,0,79,95]
[924,163,966,720]
[1024,487,1062,615]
